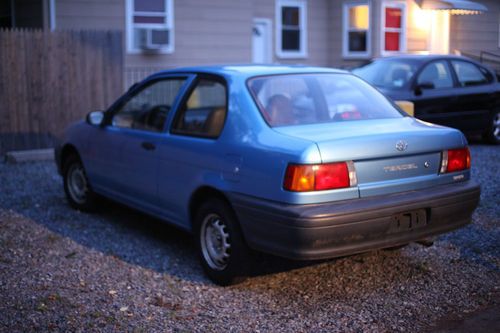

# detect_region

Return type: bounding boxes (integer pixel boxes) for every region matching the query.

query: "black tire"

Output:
[383,243,409,251]
[63,154,98,211]
[484,110,500,144]
[194,198,251,286]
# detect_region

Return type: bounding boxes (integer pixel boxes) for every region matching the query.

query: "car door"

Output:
[154,76,229,226]
[411,59,458,126]
[449,59,496,132]
[86,75,190,208]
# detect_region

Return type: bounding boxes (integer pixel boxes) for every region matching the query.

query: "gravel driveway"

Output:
[0,144,498,332]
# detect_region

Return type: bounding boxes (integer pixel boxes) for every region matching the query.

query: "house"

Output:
[1,0,499,88]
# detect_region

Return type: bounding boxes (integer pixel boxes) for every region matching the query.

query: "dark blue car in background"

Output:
[353,55,500,144]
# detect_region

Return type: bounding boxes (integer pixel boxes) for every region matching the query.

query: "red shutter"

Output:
[385,32,400,51]
[385,8,402,28]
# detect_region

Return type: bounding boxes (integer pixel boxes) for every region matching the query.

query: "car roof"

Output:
[153,64,347,79]
[372,54,479,64]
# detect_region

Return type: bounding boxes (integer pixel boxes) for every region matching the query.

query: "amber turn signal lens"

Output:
[284,162,354,192]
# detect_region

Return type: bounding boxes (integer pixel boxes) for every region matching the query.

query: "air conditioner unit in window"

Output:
[137,28,169,51]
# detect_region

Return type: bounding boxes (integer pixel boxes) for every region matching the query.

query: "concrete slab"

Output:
[5,148,55,164]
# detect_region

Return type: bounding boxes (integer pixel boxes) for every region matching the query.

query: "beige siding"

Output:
[329,0,353,68]
[128,0,252,69]
[405,0,429,53]
[56,0,123,30]
[55,0,500,74]
[252,0,331,66]
[449,0,500,54]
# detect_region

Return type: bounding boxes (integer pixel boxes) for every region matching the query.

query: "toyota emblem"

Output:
[396,140,408,152]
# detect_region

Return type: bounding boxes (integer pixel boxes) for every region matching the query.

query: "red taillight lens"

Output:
[440,147,470,173]
[315,163,349,190]
[284,162,356,192]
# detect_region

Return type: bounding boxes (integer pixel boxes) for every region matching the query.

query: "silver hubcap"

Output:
[493,113,500,140]
[67,164,88,204]
[200,213,231,271]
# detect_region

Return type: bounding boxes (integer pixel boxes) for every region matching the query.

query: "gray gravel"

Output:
[0,144,498,332]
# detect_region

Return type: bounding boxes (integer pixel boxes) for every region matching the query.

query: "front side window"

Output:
[126,0,174,53]
[248,74,403,127]
[343,2,370,58]
[417,60,453,89]
[172,78,227,138]
[451,60,491,87]
[381,2,406,54]
[112,78,186,132]
[276,0,307,58]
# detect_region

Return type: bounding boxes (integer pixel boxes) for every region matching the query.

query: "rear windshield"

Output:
[247,73,403,127]
[352,59,419,90]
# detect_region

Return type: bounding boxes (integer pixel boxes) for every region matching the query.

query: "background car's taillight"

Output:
[284,161,357,192]
[440,147,471,173]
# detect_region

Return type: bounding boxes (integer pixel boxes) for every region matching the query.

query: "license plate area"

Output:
[389,209,428,233]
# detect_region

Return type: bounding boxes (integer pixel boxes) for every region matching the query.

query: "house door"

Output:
[252,18,272,63]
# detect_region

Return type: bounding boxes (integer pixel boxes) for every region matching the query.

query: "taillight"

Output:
[440,147,470,173]
[284,161,357,192]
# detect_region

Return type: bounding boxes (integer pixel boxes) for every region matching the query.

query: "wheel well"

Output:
[60,144,80,169]
[189,187,234,227]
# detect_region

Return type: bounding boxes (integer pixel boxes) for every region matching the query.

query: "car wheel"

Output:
[195,198,251,286]
[63,154,98,211]
[484,110,500,144]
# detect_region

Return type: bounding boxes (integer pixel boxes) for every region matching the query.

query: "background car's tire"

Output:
[195,198,251,286]
[484,110,500,144]
[383,243,408,251]
[63,154,98,211]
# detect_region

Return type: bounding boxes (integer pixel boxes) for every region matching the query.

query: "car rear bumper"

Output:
[228,180,480,260]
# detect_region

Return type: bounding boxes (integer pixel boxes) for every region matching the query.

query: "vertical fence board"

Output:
[0,29,123,155]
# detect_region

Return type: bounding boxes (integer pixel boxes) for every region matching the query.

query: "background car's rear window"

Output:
[248,73,403,127]
[352,59,419,90]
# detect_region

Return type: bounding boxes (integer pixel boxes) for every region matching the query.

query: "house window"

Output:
[343,2,371,58]
[126,0,174,54]
[381,1,406,54]
[276,0,307,58]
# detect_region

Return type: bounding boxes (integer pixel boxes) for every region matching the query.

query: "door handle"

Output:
[141,141,156,151]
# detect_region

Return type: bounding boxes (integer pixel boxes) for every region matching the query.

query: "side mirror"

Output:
[414,82,435,96]
[86,111,105,126]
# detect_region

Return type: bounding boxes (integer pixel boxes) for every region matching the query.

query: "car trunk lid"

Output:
[274,117,465,197]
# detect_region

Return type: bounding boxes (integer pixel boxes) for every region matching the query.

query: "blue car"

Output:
[56,65,480,285]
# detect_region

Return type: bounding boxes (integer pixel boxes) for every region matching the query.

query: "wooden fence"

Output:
[0,29,123,155]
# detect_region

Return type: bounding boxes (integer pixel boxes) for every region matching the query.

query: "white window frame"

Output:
[49,0,56,31]
[342,0,371,59]
[275,0,308,59]
[380,1,406,56]
[125,0,174,54]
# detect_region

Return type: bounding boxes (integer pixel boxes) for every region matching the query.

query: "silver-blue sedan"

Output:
[55,65,480,285]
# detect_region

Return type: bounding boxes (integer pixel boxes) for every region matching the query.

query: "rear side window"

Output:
[417,60,453,89]
[248,73,402,127]
[353,60,418,90]
[452,60,490,86]
[172,78,227,138]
